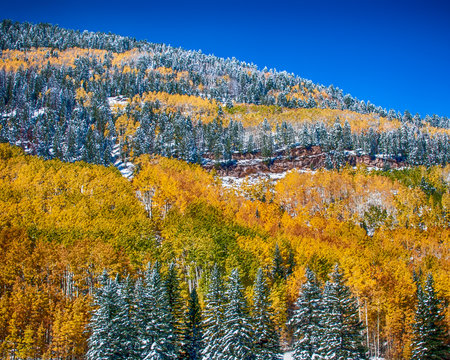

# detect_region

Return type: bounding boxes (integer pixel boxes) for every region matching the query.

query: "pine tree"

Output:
[87,271,123,360]
[411,273,449,360]
[165,262,183,356]
[271,244,285,282]
[135,263,177,360]
[201,265,226,360]
[182,287,203,360]
[290,268,323,360]
[319,265,367,360]
[252,268,281,360]
[222,268,254,360]
[116,276,139,359]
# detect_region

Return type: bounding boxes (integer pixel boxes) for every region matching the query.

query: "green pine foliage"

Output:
[411,273,449,360]
[319,265,367,360]
[86,271,124,360]
[165,263,184,355]
[290,267,323,360]
[201,265,227,360]
[252,268,281,360]
[222,268,254,360]
[181,287,203,360]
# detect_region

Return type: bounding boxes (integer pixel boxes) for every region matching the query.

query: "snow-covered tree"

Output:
[252,268,281,360]
[87,271,123,359]
[319,265,367,360]
[222,268,254,360]
[135,263,177,360]
[116,276,139,359]
[201,265,226,360]
[411,273,449,360]
[290,268,323,360]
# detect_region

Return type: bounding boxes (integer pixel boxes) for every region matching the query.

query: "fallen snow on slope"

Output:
[112,144,134,179]
[220,169,315,189]
[108,96,129,110]
[220,171,291,188]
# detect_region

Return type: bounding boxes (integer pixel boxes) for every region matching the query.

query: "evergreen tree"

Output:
[271,244,285,282]
[252,268,281,360]
[222,268,254,360]
[290,268,323,360]
[260,118,274,158]
[182,287,204,360]
[201,265,227,360]
[87,271,123,360]
[319,265,367,360]
[165,262,183,355]
[116,276,139,359]
[135,263,177,360]
[411,273,449,360]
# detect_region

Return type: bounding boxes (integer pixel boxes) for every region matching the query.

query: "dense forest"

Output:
[0,20,449,359]
[0,20,449,169]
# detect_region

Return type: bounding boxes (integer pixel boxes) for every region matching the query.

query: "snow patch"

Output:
[1,110,16,118]
[33,108,46,117]
[283,351,293,360]
[108,96,129,109]
[111,144,135,179]
[220,170,296,189]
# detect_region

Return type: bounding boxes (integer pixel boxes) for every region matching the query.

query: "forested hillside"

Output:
[0,144,448,358]
[0,20,449,360]
[0,20,449,171]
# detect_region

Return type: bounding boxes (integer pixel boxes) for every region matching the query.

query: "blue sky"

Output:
[3,0,450,117]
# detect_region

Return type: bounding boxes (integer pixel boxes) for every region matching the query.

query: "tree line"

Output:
[88,263,447,359]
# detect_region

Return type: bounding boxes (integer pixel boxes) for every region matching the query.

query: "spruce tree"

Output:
[290,268,323,360]
[87,271,123,360]
[182,287,204,360]
[319,265,367,360]
[201,265,226,360]
[165,262,183,355]
[271,244,285,282]
[411,273,449,360]
[252,268,281,360]
[116,276,139,359]
[222,268,254,360]
[135,263,176,360]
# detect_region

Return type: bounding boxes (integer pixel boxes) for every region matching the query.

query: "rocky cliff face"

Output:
[204,146,404,177]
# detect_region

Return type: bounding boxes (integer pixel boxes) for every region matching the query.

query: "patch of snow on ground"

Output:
[221,169,318,189]
[33,108,46,117]
[112,144,135,179]
[283,351,293,360]
[1,110,17,118]
[220,170,292,188]
[108,96,129,109]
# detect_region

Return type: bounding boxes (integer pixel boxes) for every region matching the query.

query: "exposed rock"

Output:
[203,146,404,178]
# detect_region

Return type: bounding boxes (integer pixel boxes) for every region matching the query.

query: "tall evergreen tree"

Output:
[252,268,281,360]
[319,265,367,360]
[411,273,449,360]
[222,268,254,360]
[201,265,226,360]
[87,271,123,360]
[165,262,183,356]
[290,268,323,360]
[135,263,177,360]
[271,244,285,282]
[182,287,204,360]
[116,276,139,359]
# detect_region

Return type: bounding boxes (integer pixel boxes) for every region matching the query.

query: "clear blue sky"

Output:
[3,0,450,117]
